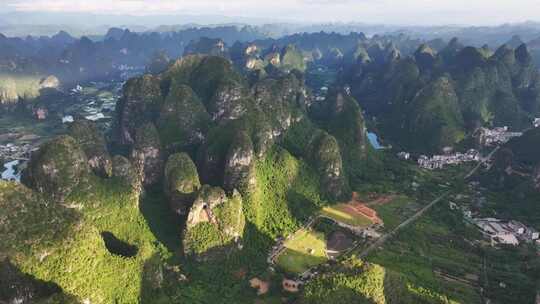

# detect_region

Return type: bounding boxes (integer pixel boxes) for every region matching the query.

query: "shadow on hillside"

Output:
[139,221,276,303]
[0,258,67,303]
[139,185,184,254]
[286,190,322,224]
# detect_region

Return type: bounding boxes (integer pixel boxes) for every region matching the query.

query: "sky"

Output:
[2,0,540,26]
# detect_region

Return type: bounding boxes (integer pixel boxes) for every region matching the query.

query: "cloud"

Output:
[3,0,540,25]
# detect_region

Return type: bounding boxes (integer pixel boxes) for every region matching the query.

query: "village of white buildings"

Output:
[397,118,540,170]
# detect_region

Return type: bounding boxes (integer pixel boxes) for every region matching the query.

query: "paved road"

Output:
[356,145,501,259]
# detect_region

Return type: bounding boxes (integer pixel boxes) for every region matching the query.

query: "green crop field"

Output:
[371,196,418,231]
[275,229,328,274]
[320,204,373,228]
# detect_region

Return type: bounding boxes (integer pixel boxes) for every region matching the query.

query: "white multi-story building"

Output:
[473,218,539,246]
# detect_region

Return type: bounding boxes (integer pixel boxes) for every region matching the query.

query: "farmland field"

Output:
[275,229,328,274]
[371,195,418,230]
[320,204,374,228]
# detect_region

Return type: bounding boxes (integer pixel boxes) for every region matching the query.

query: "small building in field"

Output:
[282,279,301,293]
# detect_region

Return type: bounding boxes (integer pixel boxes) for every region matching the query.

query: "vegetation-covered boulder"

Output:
[309,131,349,201]
[115,74,163,146]
[22,135,89,201]
[164,153,201,215]
[111,155,140,191]
[38,75,60,90]
[280,44,306,72]
[183,185,245,260]
[68,119,112,177]
[130,123,163,186]
[157,82,210,150]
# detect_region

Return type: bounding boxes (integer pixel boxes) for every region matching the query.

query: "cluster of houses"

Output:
[314,86,328,102]
[397,152,411,160]
[534,118,540,128]
[476,126,523,146]
[472,218,539,246]
[417,149,480,170]
[0,143,33,161]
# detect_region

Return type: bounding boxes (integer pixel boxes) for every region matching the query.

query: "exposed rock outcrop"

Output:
[68,119,112,177]
[22,135,89,201]
[183,185,245,260]
[38,75,60,90]
[164,153,201,215]
[112,155,140,191]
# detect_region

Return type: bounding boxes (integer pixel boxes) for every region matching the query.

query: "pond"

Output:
[1,160,21,182]
[367,132,383,150]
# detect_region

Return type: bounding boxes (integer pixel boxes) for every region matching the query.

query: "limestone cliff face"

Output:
[22,135,89,202]
[68,119,112,178]
[208,83,248,122]
[309,132,348,201]
[224,131,255,193]
[130,123,163,186]
[183,185,245,260]
[164,153,201,215]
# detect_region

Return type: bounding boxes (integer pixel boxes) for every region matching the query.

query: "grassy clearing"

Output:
[320,204,373,228]
[371,195,417,231]
[276,229,328,274]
